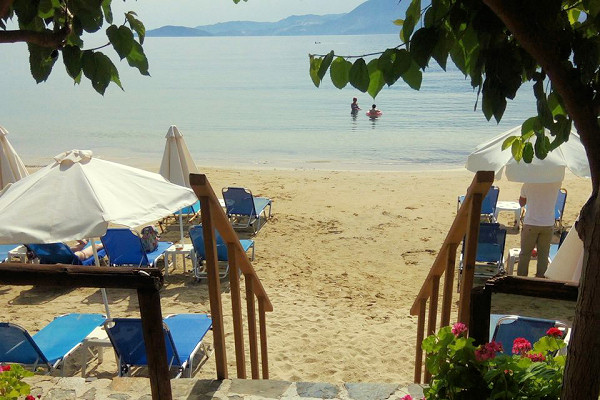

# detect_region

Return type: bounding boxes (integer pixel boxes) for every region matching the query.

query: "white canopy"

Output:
[545,227,584,283]
[159,125,198,188]
[466,126,591,183]
[0,125,29,189]
[0,149,198,244]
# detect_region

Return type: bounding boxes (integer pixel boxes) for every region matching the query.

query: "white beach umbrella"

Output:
[466,126,591,183]
[0,125,29,189]
[545,228,584,283]
[159,125,198,242]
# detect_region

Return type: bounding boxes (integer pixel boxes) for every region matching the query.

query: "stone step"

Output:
[24,377,425,399]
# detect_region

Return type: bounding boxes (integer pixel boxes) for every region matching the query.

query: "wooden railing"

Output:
[410,171,494,384]
[189,173,273,380]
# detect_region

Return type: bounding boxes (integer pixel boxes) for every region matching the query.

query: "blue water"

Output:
[1,34,536,170]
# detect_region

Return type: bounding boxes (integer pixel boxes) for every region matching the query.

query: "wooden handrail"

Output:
[411,171,494,383]
[189,173,273,381]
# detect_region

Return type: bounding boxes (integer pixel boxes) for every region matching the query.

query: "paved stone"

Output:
[229,378,292,398]
[296,382,339,399]
[345,383,399,400]
[186,379,226,399]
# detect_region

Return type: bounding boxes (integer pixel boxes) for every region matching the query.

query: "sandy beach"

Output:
[0,166,590,384]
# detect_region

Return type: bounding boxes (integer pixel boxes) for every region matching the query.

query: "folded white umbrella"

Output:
[159,126,199,242]
[466,126,591,183]
[545,227,584,283]
[0,125,29,189]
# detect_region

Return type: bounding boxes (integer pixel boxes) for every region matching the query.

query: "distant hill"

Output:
[146,0,407,37]
[146,25,212,37]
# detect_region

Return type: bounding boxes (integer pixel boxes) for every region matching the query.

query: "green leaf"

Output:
[523,142,534,163]
[82,50,122,94]
[38,0,55,18]
[521,116,543,137]
[102,0,113,24]
[482,79,507,122]
[402,60,423,90]
[309,55,322,87]
[512,139,523,162]
[534,133,550,160]
[547,91,566,117]
[62,45,82,81]
[317,51,334,81]
[367,59,385,98]
[71,0,104,33]
[393,19,404,26]
[349,58,370,92]
[410,27,439,69]
[402,0,421,42]
[107,25,134,60]
[13,0,38,25]
[401,15,416,43]
[126,11,146,44]
[125,40,150,76]
[502,135,518,151]
[27,42,57,83]
[329,57,351,89]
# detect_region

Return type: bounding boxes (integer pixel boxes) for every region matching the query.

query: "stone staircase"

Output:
[25,377,425,399]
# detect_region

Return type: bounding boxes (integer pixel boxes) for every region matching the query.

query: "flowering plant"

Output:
[0,364,36,400]
[422,323,566,399]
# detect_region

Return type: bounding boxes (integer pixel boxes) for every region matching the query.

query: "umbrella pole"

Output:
[179,213,184,243]
[90,237,111,319]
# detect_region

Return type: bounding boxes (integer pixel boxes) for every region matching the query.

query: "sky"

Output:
[110,0,367,29]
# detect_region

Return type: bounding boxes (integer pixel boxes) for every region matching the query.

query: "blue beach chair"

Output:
[222,187,272,234]
[0,244,18,262]
[104,313,212,378]
[554,188,567,232]
[457,186,500,222]
[492,315,569,355]
[101,228,172,268]
[0,313,105,373]
[189,224,255,280]
[25,242,106,266]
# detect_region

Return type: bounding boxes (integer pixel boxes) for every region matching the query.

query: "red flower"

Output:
[475,341,503,361]
[546,327,563,338]
[525,353,547,362]
[512,337,532,355]
[451,322,468,337]
[401,396,413,400]
[25,396,35,400]
[0,364,11,372]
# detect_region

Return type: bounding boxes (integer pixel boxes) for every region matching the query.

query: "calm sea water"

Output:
[1,34,537,170]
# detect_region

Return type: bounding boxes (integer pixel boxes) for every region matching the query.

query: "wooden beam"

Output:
[246,275,260,379]
[469,285,492,346]
[485,275,578,300]
[441,243,457,326]
[137,288,172,400]
[457,192,483,323]
[414,298,426,384]
[0,264,163,290]
[229,246,246,379]
[425,275,440,383]
[199,198,228,380]
[259,299,269,379]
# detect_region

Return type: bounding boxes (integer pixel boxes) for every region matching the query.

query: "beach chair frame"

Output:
[222,187,272,234]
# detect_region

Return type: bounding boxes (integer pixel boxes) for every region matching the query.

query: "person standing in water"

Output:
[351,97,360,114]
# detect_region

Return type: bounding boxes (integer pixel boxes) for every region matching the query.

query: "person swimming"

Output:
[367,104,382,117]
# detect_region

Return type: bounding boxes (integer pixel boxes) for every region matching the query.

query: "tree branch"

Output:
[0,29,68,48]
[0,0,13,19]
[483,0,600,193]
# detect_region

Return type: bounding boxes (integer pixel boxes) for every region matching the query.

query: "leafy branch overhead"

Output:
[0,0,149,94]
[309,0,599,163]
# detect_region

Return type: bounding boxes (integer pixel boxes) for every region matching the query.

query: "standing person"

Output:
[351,97,360,114]
[517,181,562,277]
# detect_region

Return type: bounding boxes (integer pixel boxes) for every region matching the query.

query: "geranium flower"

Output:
[512,338,532,355]
[451,322,468,337]
[401,395,413,400]
[546,327,563,338]
[25,396,35,400]
[475,341,503,361]
[525,353,546,362]
[0,364,11,372]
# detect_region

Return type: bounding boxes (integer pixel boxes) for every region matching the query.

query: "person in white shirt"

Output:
[518,181,562,277]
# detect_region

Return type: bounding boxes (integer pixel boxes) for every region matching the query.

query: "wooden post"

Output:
[414,298,426,384]
[441,243,457,326]
[469,285,492,346]
[458,192,483,323]
[424,276,440,383]
[137,288,172,400]
[258,299,269,379]
[200,197,228,380]
[229,246,246,378]
[245,275,260,379]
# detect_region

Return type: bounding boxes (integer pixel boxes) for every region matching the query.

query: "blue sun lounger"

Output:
[0,313,105,373]
[101,228,172,268]
[222,187,272,234]
[491,315,569,355]
[25,242,106,266]
[189,225,255,280]
[104,314,212,378]
[0,244,18,262]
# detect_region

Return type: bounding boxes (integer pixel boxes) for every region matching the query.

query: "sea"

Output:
[1,34,537,171]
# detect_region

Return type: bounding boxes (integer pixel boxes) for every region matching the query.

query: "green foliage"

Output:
[2,0,149,94]
[0,364,34,400]
[306,0,600,164]
[424,324,567,400]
